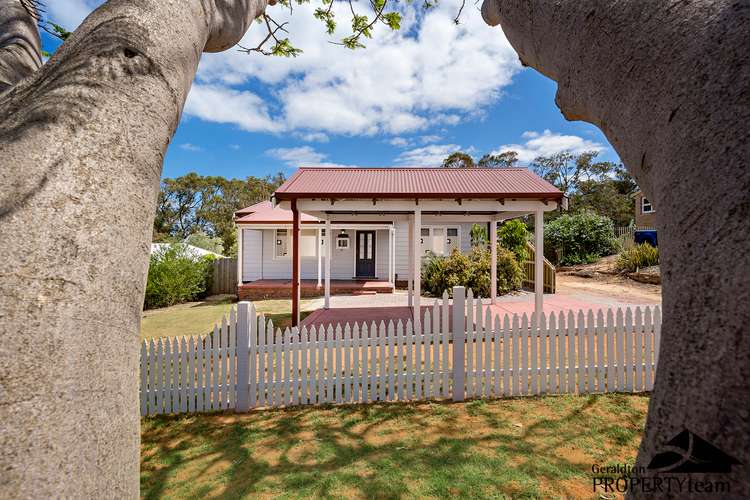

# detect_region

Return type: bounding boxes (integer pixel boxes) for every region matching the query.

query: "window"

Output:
[420,226,460,256]
[642,197,654,214]
[274,229,288,258]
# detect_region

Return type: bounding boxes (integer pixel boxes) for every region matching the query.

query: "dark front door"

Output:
[355,230,376,277]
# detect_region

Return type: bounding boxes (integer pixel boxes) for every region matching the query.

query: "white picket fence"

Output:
[140,288,661,416]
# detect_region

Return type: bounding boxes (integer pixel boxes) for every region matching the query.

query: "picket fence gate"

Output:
[140,287,661,416]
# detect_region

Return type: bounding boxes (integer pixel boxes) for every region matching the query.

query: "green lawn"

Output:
[141,297,317,340]
[141,393,648,499]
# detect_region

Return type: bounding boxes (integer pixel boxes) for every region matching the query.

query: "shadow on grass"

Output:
[141,393,648,499]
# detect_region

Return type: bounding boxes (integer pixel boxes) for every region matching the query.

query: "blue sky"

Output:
[42,0,619,181]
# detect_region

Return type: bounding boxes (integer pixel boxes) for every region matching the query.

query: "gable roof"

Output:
[234,200,321,224]
[273,167,563,200]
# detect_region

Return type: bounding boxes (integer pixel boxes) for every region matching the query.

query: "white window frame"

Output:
[641,197,654,214]
[273,228,290,260]
[420,225,461,256]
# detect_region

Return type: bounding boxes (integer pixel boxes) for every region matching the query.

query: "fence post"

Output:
[235,301,250,412]
[452,286,466,402]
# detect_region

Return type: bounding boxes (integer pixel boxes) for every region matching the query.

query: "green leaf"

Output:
[271,38,303,57]
[382,12,401,30]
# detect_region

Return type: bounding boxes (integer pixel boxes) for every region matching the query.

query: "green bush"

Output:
[144,244,214,309]
[615,243,659,273]
[498,219,529,263]
[422,247,523,298]
[469,223,488,247]
[544,211,618,266]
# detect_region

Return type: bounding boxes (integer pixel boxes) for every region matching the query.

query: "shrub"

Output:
[469,223,488,247]
[544,211,618,266]
[422,247,523,298]
[615,243,659,273]
[185,230,225,255]
[144,244,214,309]
[498,219,529,263]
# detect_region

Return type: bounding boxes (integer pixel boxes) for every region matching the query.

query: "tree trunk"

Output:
[482,0,750,495]
[0,0,266,496]
[0,0,42,92]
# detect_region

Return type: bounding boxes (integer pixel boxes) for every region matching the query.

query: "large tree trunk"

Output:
[0,0,266,496]
[0,0,42,92]
[482,0,750,495]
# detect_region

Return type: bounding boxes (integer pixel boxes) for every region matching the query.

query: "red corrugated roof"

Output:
[274,167,563,200]
[234,200,321,224]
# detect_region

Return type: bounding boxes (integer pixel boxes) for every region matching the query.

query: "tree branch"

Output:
[0,0,43,93]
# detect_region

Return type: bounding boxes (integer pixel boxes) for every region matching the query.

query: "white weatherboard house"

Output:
[235,167,564,325]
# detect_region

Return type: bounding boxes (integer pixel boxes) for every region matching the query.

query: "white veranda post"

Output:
[490,220,497,304]
[534,210,544,316]
[324,218,331,309]
[316,227,322,287]
[413,206,422,317]
[236,225,243,288]
[407,218,413,307]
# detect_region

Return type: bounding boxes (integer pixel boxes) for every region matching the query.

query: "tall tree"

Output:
[441,151,475,168]
[0,1,269,496]
[478,150,519,167]
[482,0,750,494]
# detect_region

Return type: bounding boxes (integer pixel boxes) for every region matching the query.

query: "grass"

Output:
[141,297,317,340]
[141,393,649,499]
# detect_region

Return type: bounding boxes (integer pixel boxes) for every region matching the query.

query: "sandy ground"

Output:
[556,255,662,305]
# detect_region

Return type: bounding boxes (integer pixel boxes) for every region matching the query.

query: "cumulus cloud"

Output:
[394,144,463,167]
[184,84,282,133]
[265,146,326,166]
[493,130,606,163]
[45,0,102,31]
[188,0,521,137]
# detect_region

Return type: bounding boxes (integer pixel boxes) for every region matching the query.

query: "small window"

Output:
[642,197,654,214]
[421,228,430,236]
[337,238,350,249]
[447,228,458,237]
[275,229,288,258]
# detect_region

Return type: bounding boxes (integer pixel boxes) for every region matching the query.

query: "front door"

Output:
[355,231,376,277]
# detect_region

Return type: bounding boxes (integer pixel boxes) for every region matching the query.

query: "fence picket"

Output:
[180,337,188,413]
[148,339,157,415]
[596,310,605,393]
[616,310,625,391]
[484,308,492,397]
[493,314,501,397]
[396,321,404,401]
[441,291,450,398]
[529,313,537,396]
[502,315,510,396]
[387,321,396,401]
[521,314,529,396]
[567,311,575,394]
[577,310,585,394]
[352,324,360,402]
[625,308,634,392]
[634,308,644,391]
[326,324,335,404]
[187,337,196,413]
[538,313,547,395]
[587,310,595,392]
[335,324,343,404]
[606,309,616,392]
[557,312,566,393]
[512,315,520,396]
[475,299,484,397]
[548,313,556,394]
[211,324,220,410]
[423,312,432,399]
[644,308,654,390]
[229,308,237,409]
[140,342,148,416]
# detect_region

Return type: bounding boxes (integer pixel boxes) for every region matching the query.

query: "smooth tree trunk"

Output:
[0,0,266,496]
[0,0,42,92]
[481,0,750,496]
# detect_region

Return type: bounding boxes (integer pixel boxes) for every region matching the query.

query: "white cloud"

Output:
[388,137,411,148]
[494,129,606,163]
[53,0,522,141]
[265,146,326,166]
[419,134,443,144]
[295,132,330,143]
[230,144,241,150]
[179,143,203,152]
[394,144,462,167]
[184,84,282,133]
[190,0,521,137]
